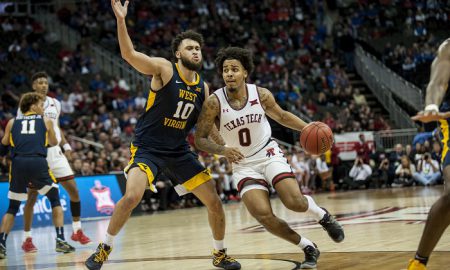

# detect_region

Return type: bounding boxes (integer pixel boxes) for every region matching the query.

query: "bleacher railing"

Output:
[354,47,417,129]
[373,128,418,152]
[33,12,149,91]
[355,45,424,111]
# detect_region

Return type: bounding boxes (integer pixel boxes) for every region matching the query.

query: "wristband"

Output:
[63,143,72,152]
[424,104,439,112]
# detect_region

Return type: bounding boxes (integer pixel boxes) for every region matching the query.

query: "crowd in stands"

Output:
[334,0,449,87]
[0,1,445,212]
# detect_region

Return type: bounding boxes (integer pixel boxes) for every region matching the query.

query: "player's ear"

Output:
[175,50,181,59]
[244,70,248,79]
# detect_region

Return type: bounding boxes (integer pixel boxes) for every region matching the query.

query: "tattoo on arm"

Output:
[195,96,226,155]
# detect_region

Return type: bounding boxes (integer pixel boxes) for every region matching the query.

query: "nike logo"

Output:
[176,80,183,84]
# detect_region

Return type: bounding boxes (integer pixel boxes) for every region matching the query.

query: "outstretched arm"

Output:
[412,39,450,123]
[194,95,244,162]
[112,0,171,77]
[258,87,308,131]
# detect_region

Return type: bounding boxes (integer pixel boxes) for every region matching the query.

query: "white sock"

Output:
[104,232,115,247]
[213,239,224,251]
[24,231,32,240]
[304,195,326,221]
[72,221,82,232]
[298,236,314,249]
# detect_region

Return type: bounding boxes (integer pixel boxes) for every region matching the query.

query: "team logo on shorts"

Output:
[266,148,275,157]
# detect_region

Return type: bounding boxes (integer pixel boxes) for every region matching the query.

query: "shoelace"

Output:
[213,251,237,264]
[94,247,109,263]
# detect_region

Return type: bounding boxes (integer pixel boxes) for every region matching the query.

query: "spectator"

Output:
[413,152,441,186]
[347,156,373,189]
[392,155,416,187]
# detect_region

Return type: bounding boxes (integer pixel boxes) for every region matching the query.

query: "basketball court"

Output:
[1,186,449,270]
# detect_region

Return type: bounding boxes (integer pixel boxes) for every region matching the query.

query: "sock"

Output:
[55,227,65,240]
[415,253,429,266]
[213,239,224,251]
[298,236,314,249]
[72,221,82,233]
[24,230,32,240]
[104,232,115,247]
[304,195,326,221]
[0,232,8,246]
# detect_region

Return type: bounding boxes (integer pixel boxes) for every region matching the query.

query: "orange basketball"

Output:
[299,122,334,155]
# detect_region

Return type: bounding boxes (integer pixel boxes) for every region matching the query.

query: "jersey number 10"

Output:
[21,120,36,134]
[173,101,195,120]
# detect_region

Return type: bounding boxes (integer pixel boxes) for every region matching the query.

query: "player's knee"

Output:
[205,196,223,215]
[122,192,141,209]
[68,187,80,201]
[46,188,61,208]
[7,200,21,215]
[284,196,308,212]
[255,213,276,227]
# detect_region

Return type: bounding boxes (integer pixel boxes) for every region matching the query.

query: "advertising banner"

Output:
[0,174,122,230]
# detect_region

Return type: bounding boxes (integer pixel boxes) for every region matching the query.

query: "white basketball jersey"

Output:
[17,96,62,144]
[214,84,272,157]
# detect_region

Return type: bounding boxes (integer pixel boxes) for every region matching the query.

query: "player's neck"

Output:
[226,84,247,100]
[177,62,197,83]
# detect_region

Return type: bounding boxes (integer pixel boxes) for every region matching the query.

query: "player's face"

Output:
[177,39,202,71]
[33,77,49,96]
[222,59,247,93]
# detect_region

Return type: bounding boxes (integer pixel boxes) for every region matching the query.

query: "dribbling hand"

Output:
[223,147,244,163]
[111,0,129,19]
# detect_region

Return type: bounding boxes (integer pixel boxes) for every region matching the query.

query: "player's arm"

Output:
[44,119,58,147]
[112,0,172,78]
[0,119,13,155]
[203,82,226,146]
[194,95,244,162]
[258,87,308,131]
[59,127,73,161]
[412,40,450,123]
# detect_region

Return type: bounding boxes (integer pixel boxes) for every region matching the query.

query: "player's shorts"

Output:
[8,156,58,201]
[47,146,74,181]
[124,143,211,195]
[233,140,295,197]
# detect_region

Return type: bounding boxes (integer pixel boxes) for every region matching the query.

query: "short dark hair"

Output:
[215,47,254,75]
[19,92,43,113]
[31,71,48,83]
[171,30,204,57]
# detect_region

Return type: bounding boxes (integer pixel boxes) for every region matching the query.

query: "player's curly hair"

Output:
[171,30,204,56]
[31,71,48,83]
[20,92,43,113]
[215,47,254,75]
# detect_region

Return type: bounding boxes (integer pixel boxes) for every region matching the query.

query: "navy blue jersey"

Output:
[10,114,48,158]
[133,63,206,154]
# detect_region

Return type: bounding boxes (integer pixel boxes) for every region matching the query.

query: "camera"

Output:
[424,154,430,160]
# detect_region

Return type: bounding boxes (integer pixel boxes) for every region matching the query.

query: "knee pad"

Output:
[7,200,21,215]
[46,188,61,208]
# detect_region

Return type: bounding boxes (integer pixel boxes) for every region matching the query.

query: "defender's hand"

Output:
[111,0,129,20]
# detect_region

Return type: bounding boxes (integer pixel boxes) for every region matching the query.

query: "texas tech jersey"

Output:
[214,84,271,157]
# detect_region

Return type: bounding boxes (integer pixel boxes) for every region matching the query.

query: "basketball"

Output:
[299,122,334,155]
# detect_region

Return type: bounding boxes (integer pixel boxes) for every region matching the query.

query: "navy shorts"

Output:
[9,156,58,201]
[124,144,211,193]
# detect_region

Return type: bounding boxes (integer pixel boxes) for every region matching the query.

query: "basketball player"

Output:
[0,93,75,258]
[18,72,91,253]
[409,38,450,270]
[85,1,241,269]
[194,47,345,269]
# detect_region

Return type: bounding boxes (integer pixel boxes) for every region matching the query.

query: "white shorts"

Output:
[47,146,74,180]
[233,140,295,197]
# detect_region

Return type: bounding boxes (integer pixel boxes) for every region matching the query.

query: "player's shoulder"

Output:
[255,86,272,101]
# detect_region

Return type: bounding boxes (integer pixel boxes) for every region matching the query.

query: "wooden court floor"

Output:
[0,186,449,270]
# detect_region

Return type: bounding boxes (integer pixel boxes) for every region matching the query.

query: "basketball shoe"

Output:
[22,237,37,253]
[0,243,5,259]
[407,259,427,270]
[55,238,75,253]
[85,243,112,270]
[301,243,320,269]
[71,229,92,245]
[212,248,241,269]
[318,208,345,242]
